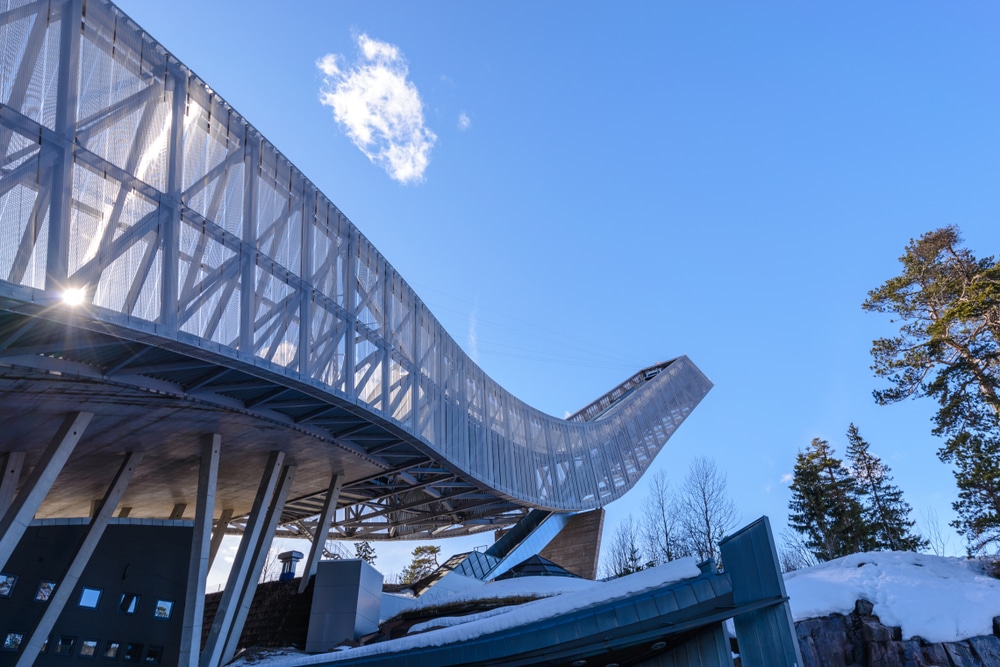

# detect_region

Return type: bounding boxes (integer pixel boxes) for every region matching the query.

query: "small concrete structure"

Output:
[306,560,383,652]
[277,551,304,582]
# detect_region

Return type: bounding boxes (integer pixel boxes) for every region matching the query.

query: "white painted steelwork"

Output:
[0,0,711,519]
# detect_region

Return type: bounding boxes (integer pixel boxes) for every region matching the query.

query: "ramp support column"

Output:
[221,463,296,664]
[16,451,143,667]
[299,472,342,593]
[199,451,284,667]
[180,434,221,666]
[0,411,92,571]
[208,508,234,571]
[0,451,25,511]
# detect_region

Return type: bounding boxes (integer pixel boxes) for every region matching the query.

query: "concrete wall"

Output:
[538,508,605,579]
[0,521,192,666]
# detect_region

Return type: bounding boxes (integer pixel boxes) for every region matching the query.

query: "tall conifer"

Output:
[788,438,865,561]
[845,424,927,552]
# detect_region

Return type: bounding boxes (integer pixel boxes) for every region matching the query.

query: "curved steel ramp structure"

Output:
[0,0,711,540]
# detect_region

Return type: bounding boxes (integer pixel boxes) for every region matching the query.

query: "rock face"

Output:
[795,600,1000,667]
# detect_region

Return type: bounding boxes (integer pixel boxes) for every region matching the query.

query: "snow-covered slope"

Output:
[784,551,1000,644]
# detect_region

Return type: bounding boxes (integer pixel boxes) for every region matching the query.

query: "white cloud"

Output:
[780,473,794,484]
[318,34,436,183]
[458,112,471,131]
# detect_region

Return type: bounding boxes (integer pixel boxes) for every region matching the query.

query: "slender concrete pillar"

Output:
[0,451,24,511]
[0,411,92,571]
[200,451,284,667]
[180,434,220,667]
[208,508,234,570]
[15,451,143,667]
[221,463,297,664]
[298,472,343,594]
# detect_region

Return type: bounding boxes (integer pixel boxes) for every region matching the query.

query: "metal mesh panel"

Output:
[176,218,240,344]
[253,266,298,369]
[0,179,46,288]
[16,13,60,130]
[129,244,162,322]
[309,300,346,391]
[389,355,412,425]
[0,0,713,510]
[0,1,39,106]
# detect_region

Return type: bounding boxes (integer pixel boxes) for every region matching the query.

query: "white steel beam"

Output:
[199,451,284,667]
[221,463,297,664]
[0,411,92,571]
[298,472,343,594]
[15,451,143,667]
[239,132,259,357]
[0,452,24,512]
[161,64,186,332]
[43,0,83,292]
[180,434,221,667]
[208,507,235,571]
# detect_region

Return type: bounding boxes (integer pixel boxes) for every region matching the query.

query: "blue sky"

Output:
[116,1,1000,576]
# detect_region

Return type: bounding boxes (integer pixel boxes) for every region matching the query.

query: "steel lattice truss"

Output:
[0,0,712,539]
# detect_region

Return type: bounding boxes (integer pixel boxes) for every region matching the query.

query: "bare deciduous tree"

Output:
[677,457,739,565]
[602,515,645,579]
[920,507,953,557]
[778,527,819,573]
[642,469,689,565]
[258,546,282,583]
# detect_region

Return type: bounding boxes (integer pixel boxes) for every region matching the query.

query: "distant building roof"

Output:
[494,555,580,580]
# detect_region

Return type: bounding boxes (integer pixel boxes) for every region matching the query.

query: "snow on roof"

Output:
[784,551,1000,644]
[233,558,701,666]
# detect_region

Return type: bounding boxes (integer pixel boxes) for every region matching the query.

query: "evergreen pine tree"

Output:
[864,227,1000,553]
[845,424,928,552]
[354,540,377,565]
[400,545,441,584]
[788,438,865,561]
[947,433,1000,553]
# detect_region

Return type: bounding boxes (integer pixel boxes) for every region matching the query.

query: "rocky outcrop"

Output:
[795,600,1000,667]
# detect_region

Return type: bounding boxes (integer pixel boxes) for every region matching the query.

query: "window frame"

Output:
[79,587,103,609]
[0,573,16,598]
[35,580,57,602]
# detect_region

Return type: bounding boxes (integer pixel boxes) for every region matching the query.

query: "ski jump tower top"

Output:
[0,0,712,541]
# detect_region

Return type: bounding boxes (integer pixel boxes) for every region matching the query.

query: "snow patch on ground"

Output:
[784,551,1000,644]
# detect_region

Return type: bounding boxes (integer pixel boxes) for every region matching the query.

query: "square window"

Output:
[55,636,76,655]
[0,573,16,598]
[118,593,139,614]
[123,643,143,662]
[36,580,56,601]
[81,639,99,657]
[2,632,23,652]
[153,600,173,619]
[143,646,163,664]
[102,640,120,659]
[79,587,102,609]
